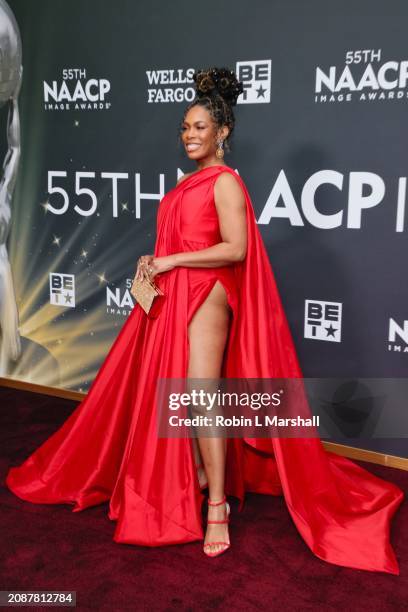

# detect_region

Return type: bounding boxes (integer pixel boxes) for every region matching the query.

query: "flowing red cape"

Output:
[6,165,403,574]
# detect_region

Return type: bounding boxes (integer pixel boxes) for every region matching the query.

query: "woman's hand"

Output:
[135,254,176,281]
[135,254,154,281]
[148,255,177,279]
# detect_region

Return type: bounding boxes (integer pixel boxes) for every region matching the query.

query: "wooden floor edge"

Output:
[1,377,407,471]
[322,441,408,471]
[0,377,85,402]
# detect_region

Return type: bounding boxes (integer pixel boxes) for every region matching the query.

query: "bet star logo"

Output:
[236,60,272,104]
[304,300,342,342]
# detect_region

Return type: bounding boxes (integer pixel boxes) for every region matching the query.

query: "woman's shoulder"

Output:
[213,168,247,214]
[214,167,246,195]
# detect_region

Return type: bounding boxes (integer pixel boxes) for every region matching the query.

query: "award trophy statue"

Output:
[0,0,23,374]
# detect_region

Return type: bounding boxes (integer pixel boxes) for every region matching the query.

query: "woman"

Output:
[6,68,404,571]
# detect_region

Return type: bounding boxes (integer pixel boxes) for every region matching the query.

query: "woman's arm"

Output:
[149,172,247,277]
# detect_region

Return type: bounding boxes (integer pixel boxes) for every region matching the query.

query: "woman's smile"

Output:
[186,143,202,151]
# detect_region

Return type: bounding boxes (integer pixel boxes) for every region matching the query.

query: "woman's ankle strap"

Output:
[208,495,226,506]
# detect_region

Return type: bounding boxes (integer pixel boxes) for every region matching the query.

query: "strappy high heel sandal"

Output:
[203,495,231,558]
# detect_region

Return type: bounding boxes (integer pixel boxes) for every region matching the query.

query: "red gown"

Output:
[6,165,404,574]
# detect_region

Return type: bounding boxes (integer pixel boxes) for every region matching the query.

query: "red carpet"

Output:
[1,386,407,610]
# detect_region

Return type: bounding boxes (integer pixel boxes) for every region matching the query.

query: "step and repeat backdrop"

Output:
[1,0,407,456]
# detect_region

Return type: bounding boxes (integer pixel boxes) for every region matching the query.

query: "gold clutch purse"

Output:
[131,273,164,316]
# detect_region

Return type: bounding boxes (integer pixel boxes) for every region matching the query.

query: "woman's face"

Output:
[180,105,228,162]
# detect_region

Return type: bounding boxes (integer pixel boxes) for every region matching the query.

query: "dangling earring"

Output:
[216,139,224,159]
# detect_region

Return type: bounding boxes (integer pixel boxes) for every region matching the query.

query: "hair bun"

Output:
[193,67,244,107]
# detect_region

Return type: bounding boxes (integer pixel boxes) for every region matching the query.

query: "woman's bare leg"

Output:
[187,280,231,555]
[192,437,208,489]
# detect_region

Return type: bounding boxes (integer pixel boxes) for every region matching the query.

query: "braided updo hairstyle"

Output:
[179,67,244,154]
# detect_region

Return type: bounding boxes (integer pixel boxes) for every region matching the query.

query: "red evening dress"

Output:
[6,165,404,574]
